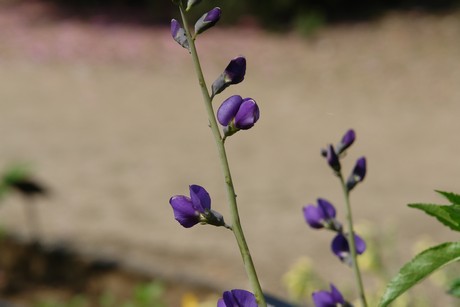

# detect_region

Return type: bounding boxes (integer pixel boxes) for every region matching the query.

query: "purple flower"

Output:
[169,185,226,228]
[212,57,246,97]
[303,198,342,231]
[195,7,222,35]
[217,95,260,136]
[332,233,366,264]
[324,144,341,173]
[170,19,189,50]
[312,284,347,307]
[346,157,367,191]
[217,289,258,307]
[336,129,356,155]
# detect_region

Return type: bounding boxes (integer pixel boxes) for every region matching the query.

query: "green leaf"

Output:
[448,277,460,297]
[436,190,460,205]
[379,242,460,307]
[408,203,460,232]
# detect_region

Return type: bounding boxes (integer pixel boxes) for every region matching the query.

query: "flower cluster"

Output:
[303,198,366,264]
[304,129,368,306]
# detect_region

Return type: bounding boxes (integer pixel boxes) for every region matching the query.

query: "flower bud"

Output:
[186,0,202,11]
[211,56,246,97]
[336,129,355,155]
[195,7,221,35]
[325,144,341,173]
[346,157,366,191]
[170,19,189,51]
[331,233,366,265]
[217,95,259,137]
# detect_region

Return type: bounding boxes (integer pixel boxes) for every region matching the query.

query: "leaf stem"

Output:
[338,173,368,307]
[179,6,267,306]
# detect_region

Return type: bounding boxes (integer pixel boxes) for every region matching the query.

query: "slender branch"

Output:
[178,6,267,306]
[338,173,368,307]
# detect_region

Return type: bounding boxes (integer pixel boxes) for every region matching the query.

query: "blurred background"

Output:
[0,0,460,305]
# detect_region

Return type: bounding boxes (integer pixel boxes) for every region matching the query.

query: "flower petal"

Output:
[234,98,260,130]
[329,284,345,304]
[169,195,199,228]
[189,184,211,212]
[222,289,258,307]
[303,205,325,229]
[312,290,335,307]
[317,198,336,219]
[217,95,243,126]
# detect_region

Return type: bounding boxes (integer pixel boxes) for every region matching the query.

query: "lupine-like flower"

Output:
[335,129,356,155]
[217,95,260,137]
[169,185,226,228]
[303,198,342,231]
[195,7,221,35]
[332,233,367,264]
[324,144,341,173]
[217,289,258,307]
[186,0,202,11]
[346,157,366,191]
[312,284,349,307]
[171,19,189,50]
[212,56,246,97]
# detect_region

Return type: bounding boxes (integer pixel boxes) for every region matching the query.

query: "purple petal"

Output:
[224,56,246,84]
[336,129,355,154]
[331,233,366,260]
[221,289,258,307]
[329,284,345,304]
[354,233,367,254]
[331,233,349,261]
[169,195,199,228]
[317,198,336,219]
[189,184,211,212]
[217,298,226,307]
[217,95,243,126]
[204,7,222,22]
[312,290,336,307]
[303,205,325,229]
[234,98,259,130]
[170,19,180,38]
[353,157,367,181]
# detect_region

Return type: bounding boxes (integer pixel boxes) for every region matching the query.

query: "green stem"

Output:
[179,6,267,306]
[339,173,368,307]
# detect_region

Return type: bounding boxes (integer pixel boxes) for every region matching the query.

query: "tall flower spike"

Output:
[195,7,222,36]
[303,198,342,231]
[169,185,226,228]
[312,284,349,307]
[170,19,189,51]
[217,289,258,307]
[217,95,260,137]
[331,233,367,265]
[211,56,246,97]
[335,129,356,155]
[346,156,367,191]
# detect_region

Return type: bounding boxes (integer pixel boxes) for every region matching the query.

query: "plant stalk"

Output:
[179,6,267,306]
[339,173,368,307]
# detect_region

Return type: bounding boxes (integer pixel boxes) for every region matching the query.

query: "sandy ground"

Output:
[0,2,460,304]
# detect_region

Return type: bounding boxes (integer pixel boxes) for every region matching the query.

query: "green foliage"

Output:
[436,190,460,205]
[380,190,460,306]
[408,203,460,232]
[379,242,460,306]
